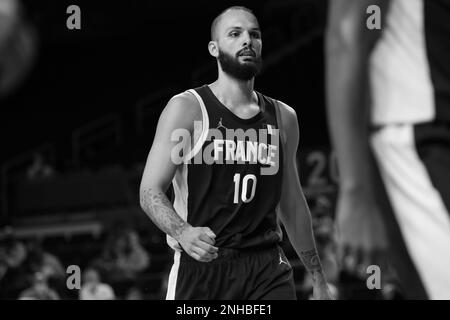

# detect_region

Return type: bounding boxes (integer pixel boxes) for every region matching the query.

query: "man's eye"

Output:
[229,32,239,37]
[251,32,261,39]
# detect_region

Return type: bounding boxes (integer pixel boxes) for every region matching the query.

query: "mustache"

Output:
[237,47,256,57]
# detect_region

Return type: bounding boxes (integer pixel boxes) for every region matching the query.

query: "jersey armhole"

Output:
[183,89,209,162]
[273,99,286,149]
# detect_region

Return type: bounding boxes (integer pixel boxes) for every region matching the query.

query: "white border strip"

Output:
[165,250,181,300]
[184,89,209,162]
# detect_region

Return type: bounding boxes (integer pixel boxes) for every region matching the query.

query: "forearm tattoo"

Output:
[140,188,188,240]
[300,249,323,280]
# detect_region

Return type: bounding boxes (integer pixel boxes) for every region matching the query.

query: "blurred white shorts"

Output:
[370,123,450,299]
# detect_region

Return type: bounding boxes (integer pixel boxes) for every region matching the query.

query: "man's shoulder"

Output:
[275,99,297,119]
[258,92,297,119]
[260,93,298,127]
[161,89,202,129]
[167,90,200,111]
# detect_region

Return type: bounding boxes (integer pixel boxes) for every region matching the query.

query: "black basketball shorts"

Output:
[166,245,296,300]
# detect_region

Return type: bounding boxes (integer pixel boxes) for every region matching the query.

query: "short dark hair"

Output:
[210,6,256,41]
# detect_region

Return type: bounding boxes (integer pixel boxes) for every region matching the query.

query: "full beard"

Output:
[218,49,262,81]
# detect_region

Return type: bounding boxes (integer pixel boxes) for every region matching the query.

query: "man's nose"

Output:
[241,31,252,46]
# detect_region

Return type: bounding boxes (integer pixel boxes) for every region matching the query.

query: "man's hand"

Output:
[336,188,388,276]
[176,226,219,262]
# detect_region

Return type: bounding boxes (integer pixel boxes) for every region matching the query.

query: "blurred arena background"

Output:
[0,0,398,300]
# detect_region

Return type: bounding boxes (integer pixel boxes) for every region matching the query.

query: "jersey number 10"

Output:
[233,173,257,204]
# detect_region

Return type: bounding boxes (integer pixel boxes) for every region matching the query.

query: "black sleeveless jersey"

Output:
[167,85,284,251]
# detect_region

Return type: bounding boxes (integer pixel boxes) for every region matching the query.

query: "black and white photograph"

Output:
[0,0,449,305]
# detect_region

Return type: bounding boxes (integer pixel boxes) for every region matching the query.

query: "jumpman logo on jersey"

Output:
[217,118,228,130]
[279,253,289,266]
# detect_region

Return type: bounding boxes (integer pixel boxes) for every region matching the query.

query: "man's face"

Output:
[214,10,262,80]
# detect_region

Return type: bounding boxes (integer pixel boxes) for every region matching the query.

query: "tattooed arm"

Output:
[139,93,218,262]
[139,188,188,242]
[299,248,323,282]
[277,101,332,299]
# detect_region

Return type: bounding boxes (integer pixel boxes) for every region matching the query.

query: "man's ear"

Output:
[208,41,219,58]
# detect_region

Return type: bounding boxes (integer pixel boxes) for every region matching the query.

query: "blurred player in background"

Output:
[0,0,36,99]
[326,0,450,299]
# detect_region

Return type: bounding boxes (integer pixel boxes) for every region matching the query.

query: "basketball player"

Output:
[326,0,450,299]
[140,6,332,300]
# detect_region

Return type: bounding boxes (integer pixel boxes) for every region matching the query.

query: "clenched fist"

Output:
[176,226,219,262]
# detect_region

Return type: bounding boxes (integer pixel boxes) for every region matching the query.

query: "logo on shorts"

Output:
[279,254,289,266]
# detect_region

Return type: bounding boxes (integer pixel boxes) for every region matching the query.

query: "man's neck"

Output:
[210,73,257,107]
